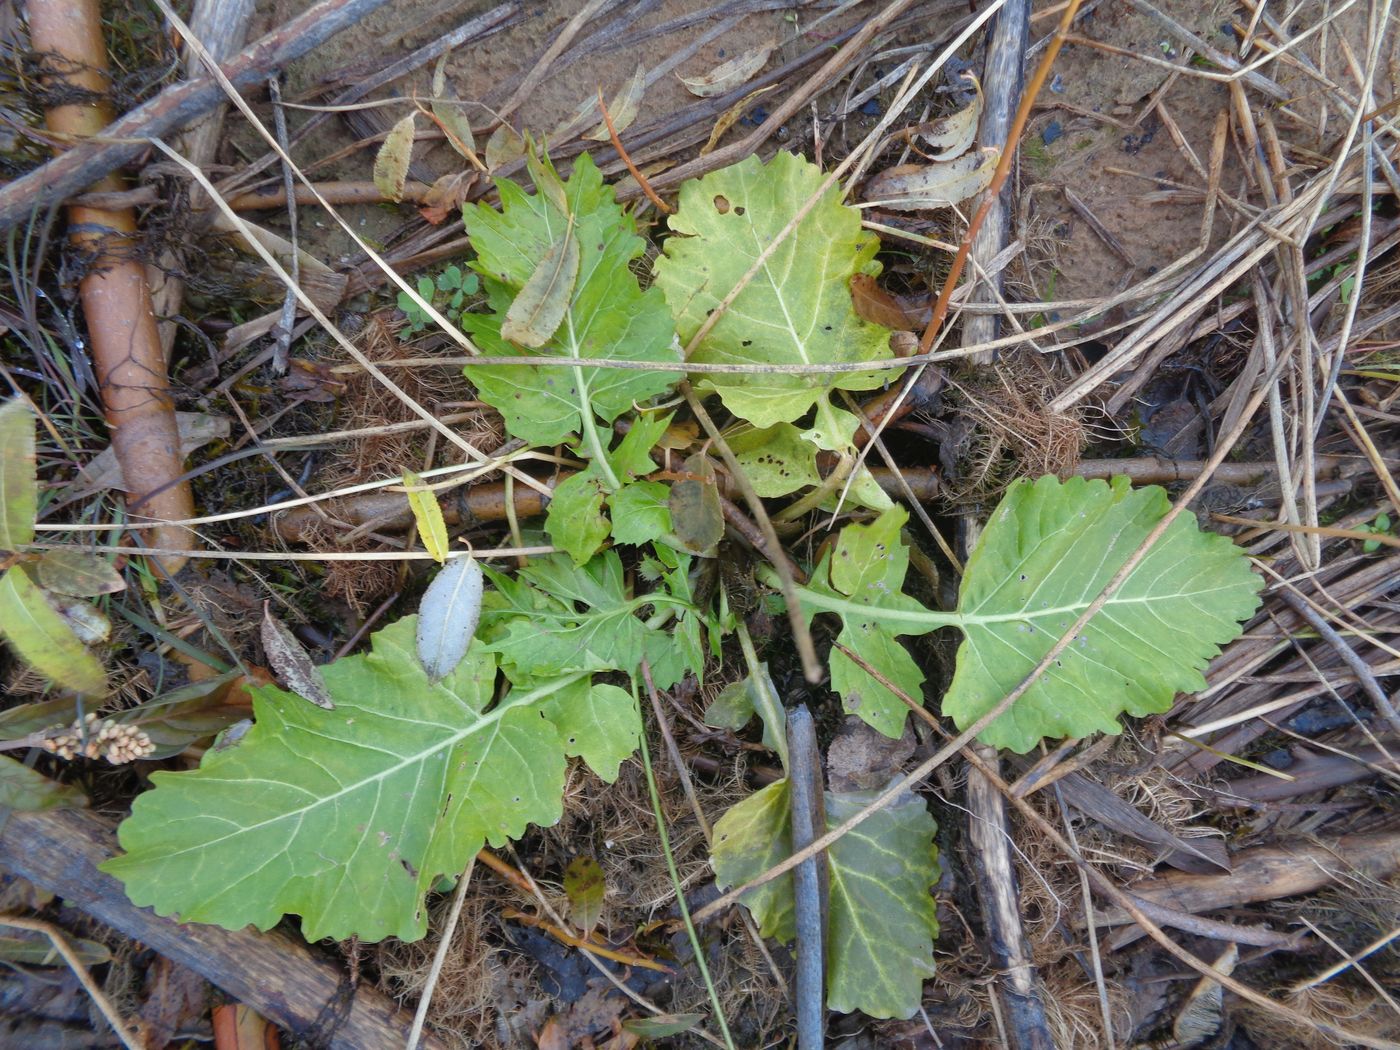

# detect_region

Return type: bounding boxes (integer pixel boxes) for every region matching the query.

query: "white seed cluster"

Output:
[42,712,155,765]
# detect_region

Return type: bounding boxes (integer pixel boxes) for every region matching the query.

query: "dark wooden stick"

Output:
[956,0,1031,369]
[0,807,446,1050]
[786,705,826,1050]
[0,0,396,233]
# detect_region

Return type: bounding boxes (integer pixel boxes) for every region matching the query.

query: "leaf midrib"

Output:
[147,671,588,861]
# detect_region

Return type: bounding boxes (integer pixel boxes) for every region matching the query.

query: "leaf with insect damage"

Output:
[654,151,899,455]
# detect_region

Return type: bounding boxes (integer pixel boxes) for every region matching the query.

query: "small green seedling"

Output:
[1357,512,1393,553]
[396,264,479,334]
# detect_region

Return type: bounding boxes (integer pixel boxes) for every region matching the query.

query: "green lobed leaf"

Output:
[711,778,939,1019]
[0,566,107,695]
[653,151,899,444]
[798,506,928,737]
[546,471,611,565]
[462,153,681,447]
[103,617,582,942]
[0,754,87,812]
[481,550,652,676]
[941,475,1264,752]
[607,480,671,547]
[0,397,36,551]
[793,476,1264,752]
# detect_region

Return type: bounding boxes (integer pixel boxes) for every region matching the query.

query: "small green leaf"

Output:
[0,567,106,695]
[0,932,109,966]
[799,507,928,737]
[728,423,819,497]
[606,412,672,479]
[711,779,939,1019]
[563,855,606,934]
[607,480,671,547]
[0,397,36,551]
[546,471,610,565]
[481,551,650,677]
[0,754,87,812]
[539,679,640,782]
[622,1013,706,1038]
[403,470,450,563]
[34,549,125,597]
[373,112,416,203]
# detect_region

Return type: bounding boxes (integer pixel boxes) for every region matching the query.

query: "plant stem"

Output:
[636,698,736,1050]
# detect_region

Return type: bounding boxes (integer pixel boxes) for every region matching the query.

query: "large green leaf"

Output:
[940,475,1263,751]
[653,151,899,449]
[0,566,107,695]
[794,476,1264,752]
[0,397,36,551]
[711,778,939,1019]
[101,617,633,942]
[462,153,681,447]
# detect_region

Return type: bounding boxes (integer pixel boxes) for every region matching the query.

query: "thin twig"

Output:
[405,856,476,1050]
[0,915,142,1050]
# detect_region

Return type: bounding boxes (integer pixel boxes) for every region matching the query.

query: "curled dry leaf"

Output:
[431,53,477,161]
[863,148,1000,212]
[849,273,923,331]
[668,452,724,553]
[909,72,982,161]
[418,170,476,225]
[484,123,525,171]
[678,40,774,97]
[373,112,416,203]
[416,555,484,683]
[584,64,646,141]
[701,84,778,155]
[260,605,335,710]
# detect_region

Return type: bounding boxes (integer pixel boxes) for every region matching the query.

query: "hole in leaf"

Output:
[713,194,730,213]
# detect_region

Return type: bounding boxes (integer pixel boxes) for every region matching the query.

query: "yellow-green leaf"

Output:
[431,54,476,160]
[0,755,88,812]
[500,226,580,348]
[373,112,416,202]
[0,567,106,695]
[403,470,449,563]
[0,397,36,551]
[35,549,125,597]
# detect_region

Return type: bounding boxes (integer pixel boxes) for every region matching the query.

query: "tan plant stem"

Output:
[29,0,196,575]
[0,915,141,1049]
[682,382,822,682]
